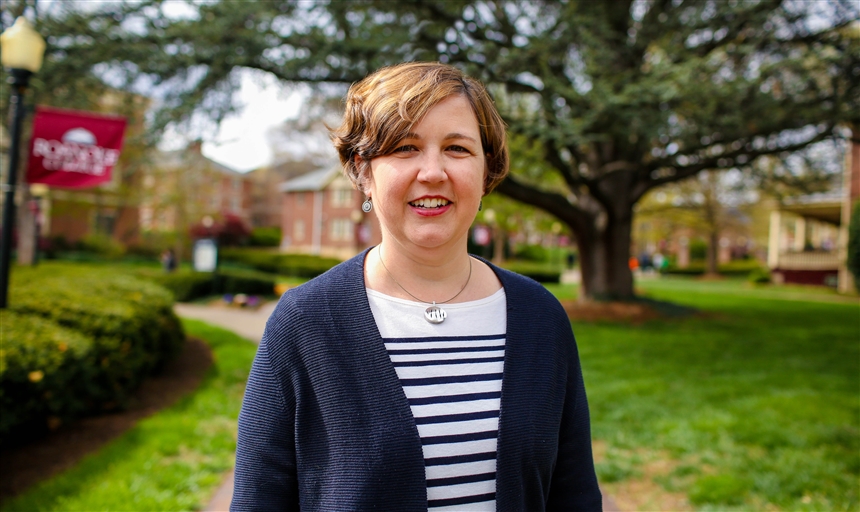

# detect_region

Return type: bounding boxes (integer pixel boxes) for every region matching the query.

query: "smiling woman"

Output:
[363,95,486,259]
[231,62,602,511]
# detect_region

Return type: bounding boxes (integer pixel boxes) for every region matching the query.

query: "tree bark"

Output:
[496,176,637,301]
[575,214,635,301]
[705,230,719,276]
[492,226,505,264]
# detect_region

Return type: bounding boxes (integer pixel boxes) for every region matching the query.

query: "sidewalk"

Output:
[174,302,275,345]
[174,301,620,512]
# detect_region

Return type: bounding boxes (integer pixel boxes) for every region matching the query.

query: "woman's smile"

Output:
[367,94,485,251]
[409,196,452,216]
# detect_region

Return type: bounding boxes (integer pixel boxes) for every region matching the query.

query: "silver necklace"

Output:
[378,249,473,324]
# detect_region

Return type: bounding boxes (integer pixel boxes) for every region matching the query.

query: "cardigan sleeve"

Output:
[546,328,603,511]
[231,329,300,511]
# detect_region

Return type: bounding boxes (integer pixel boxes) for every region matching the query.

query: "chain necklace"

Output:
[378,248,473,324]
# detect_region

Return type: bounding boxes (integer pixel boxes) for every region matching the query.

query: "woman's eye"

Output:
[448,145,471,153]
[393,145,417,153]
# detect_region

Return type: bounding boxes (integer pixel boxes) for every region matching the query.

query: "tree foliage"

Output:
[12,0,860,299]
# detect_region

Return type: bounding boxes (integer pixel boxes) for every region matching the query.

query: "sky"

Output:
[193,72,305,173]
[30,0,308,174]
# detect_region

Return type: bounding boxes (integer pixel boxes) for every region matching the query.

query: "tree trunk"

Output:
[705,230,719,277]
[574,215,635,301]
[492,226,505,264]
[495,176,637,302]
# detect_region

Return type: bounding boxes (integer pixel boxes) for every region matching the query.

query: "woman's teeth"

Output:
[410,198,450,208]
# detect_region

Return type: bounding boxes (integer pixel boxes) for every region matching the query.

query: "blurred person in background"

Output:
[231,62,601,511]
[160,248,176,273]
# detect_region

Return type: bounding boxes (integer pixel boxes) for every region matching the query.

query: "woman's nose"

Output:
[417,151,447,183]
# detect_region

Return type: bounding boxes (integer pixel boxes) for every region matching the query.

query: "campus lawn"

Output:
[573,278,859,511]
[2,271,856,511]
[0,320,257,512]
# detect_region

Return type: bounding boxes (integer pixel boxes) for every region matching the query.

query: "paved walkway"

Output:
[174,302,276,345]
[174,301,619,512]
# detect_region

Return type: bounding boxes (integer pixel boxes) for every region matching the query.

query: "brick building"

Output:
[140,141,252,234]
[280,165,380,259]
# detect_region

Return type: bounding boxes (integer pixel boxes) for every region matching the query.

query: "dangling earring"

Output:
[362,197,373,213]
[478,200,483,212]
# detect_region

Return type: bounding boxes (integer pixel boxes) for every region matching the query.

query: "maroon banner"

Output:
[26,106,127,189]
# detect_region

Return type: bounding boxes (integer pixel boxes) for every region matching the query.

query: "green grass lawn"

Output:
[576,278,859,511]
[0,320,257,512]
[3,272,857,511]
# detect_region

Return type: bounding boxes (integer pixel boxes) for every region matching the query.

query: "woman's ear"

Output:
[354,154,371,194]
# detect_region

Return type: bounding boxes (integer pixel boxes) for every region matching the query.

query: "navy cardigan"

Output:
[231,251,602,511]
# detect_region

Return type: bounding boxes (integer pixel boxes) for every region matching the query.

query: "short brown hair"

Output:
[330,62,509,195]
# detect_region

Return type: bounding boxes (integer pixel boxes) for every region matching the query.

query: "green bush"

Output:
[688,239,708,261]
[214,269,278,297]
[502,261,561,283]
[137,270,215,302]
[2,267,185,442]
[0,312,95,439]
[220,248,341,278]
[748,266,772,284]
[848,201,860,291]
[513,244,549,262]
[137,268,279,302]
[249,227,282,247]
[662,259,764,276]
[77,233,126,259]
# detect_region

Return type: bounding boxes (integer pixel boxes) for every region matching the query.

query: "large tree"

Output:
[22,0,860,299]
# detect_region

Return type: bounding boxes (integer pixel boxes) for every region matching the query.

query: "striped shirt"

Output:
[367,287,506,511]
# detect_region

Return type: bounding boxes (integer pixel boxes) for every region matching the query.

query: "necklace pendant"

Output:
[425,302,447,324]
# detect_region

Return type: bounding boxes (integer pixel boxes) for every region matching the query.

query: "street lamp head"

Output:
[1,17,46,73]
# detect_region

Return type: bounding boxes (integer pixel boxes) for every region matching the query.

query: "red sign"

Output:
[26,106,127,189]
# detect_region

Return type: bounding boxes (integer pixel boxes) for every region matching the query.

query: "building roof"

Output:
[153,149,243,177]
[280,165,342,192]
[781,188,845,225]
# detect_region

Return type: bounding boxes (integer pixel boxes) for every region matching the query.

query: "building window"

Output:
[140,207,153,230]
[294,220,305,241]
[94,211,116,236]
[330,188,353,208]
[330,218,354,242]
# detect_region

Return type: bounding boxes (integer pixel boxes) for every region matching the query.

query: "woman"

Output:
[232,62,601,511]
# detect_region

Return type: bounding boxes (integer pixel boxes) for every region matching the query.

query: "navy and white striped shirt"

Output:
[367,287,506,511]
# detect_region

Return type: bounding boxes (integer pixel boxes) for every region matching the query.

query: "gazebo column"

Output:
[793,217,806,252]
[767,210,781,269]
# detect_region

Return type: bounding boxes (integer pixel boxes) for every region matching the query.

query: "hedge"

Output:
[1,266,185,443]
[501,261,562,283]
[661,259,765,276]
[0,312,95,440]
[219,248,341,278]
[136,267,280,302]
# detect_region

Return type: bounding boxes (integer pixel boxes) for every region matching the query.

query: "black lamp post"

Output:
[0,17,46,309]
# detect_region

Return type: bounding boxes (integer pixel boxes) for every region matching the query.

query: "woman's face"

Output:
[366,94,486,254]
